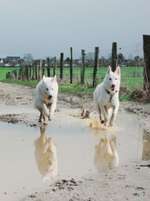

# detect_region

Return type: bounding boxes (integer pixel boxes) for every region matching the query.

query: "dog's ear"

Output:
[108,65,112,73]
[52,75,57,81]
[115,66,120,76]
[43,75,46,81]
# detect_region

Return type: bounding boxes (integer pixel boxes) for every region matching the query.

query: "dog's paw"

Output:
[43,121,48,125]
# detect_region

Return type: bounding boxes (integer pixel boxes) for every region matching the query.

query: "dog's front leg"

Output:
[49,102,57,120]
[46,103,52,121]
[110,104,119,126]
[41,103,49,124]
[48,105,52,121]
[99,105,108,125]
[101,106,109,126]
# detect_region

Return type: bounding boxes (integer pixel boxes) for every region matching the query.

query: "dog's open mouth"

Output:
[111,87,115,91]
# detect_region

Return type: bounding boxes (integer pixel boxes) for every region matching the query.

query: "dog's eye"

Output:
[109,78,112,81]
[115,78,117,80]
[46,88,48,91]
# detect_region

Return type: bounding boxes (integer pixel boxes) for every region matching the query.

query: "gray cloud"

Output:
[0,0,149,58]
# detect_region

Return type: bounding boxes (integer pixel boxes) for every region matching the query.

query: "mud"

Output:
[0,82,150,201]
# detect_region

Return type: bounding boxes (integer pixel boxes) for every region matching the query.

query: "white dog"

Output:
[34,75,58,123]
[94,66,121,127]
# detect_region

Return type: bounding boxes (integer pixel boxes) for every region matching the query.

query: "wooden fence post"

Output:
[81,49,85,84]
[42,60,46,76]
[143,35,150,91]
[39,59,42,79]
[70,47,73,83]
[47,57,51,77]
[93,47,99,87]
[53,57,56,76]
[18,67,22,80]
[35,61,38,80]
[25,65,29,80]
[60,53,64,80]
[31,63,34,80]
[37,60,41,80]
[111,42,117,72]
[21,66,24,80]
[33,63,37,80]
[29,65,32,80]
[22,65,25,80]
[41,60,45,77]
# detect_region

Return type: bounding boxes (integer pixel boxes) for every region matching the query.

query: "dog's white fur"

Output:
[34,75,58,123]
[94,66,121,127]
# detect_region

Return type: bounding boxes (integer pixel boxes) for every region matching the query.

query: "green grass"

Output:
[0,66,144,89]
[0,67,18,80]
[1,79,94,95]
[1,79,134,101]
[0,66,144,101]
[44,66,144,90]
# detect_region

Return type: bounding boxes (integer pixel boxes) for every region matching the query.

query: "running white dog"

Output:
[94,66,121,127]
[34,75,58,123]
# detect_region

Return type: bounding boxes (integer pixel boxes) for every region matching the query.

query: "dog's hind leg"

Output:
[104,106,109,126]
[39,112,42,122]
[97,104,102,123]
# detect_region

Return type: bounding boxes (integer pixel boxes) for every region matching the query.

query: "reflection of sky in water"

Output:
[0,109,144,198]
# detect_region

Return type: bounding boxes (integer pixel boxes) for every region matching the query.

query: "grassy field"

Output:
[0,66,144,100]
[0,67,18,80]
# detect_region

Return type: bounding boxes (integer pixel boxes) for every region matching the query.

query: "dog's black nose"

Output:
[48,95,52,99]
[111,84,115,88]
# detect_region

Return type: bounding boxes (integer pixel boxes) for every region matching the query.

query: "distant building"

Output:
[5,56,21,66]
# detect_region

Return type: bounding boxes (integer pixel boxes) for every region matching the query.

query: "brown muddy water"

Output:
[0,107,147,201]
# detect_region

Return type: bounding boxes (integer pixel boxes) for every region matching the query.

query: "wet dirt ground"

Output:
[0,82,150,201]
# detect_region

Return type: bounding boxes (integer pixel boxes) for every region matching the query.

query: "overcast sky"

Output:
[0,0,149,58]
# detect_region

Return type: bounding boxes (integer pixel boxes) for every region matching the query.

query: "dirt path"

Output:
[22,164,150,201]
[0,82,149,132]
[0,82,150,201]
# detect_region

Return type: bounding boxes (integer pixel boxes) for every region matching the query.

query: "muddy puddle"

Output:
[0,107,147,201]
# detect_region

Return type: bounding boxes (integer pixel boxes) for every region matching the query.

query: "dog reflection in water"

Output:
[95,134,119,171]
[34,126,58,182]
